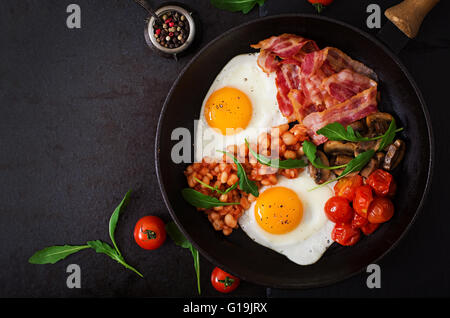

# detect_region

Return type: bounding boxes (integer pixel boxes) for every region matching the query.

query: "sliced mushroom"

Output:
[366,112,394,136]
[383,139,406,171]
[332,155,354,176]
[308,150,331,184]
[360,158,380,178]
[323,141,356,156]
[348,119,367,136]
[354,139,383,156]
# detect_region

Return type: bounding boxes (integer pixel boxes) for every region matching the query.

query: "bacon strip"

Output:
[251,34,318,59]
[322,69,377,103]
[256,49,279,74]
[274,63,301,119]
[251,34,379,140]
[303,86,378,145]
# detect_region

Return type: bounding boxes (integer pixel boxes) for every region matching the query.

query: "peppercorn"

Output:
[152,10,190,49]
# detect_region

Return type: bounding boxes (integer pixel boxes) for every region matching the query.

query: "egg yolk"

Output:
[204,87,252,135]
[254,187,303,234]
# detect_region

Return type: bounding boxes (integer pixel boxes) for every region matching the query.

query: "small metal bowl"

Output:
[145,4,196,58]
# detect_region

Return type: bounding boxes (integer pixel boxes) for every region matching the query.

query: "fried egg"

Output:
[194,53,287,162]
[239,171,335,265]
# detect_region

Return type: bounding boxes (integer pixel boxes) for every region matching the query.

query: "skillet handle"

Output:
[385,0,440,38]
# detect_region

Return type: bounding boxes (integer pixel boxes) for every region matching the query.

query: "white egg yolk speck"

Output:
[204,87,252,135]
[254,187,303,235]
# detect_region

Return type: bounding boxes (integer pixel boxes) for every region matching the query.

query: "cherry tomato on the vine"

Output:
[133,216,166,250]
[211,267,240,293]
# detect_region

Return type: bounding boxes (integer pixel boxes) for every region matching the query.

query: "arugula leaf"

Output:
[166,222,201,295]
[28,191,144,278]
[219,151,259,197]
[316,122,368,142]
[28,245,90,264]
[377,118,397,151]
[302,140,347,170]
[182,188,239,209]
[245,139,308,170]
[87,240,143,278]
[310,149,375,190]
[109,190,132,257]
[210,0,266,14]
[194,177,238,195]
[316,121,403,144]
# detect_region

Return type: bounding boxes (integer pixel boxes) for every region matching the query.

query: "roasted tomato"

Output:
[324,196,354,223]
[133,216,166,250]
[361,222,380,235]
[211,267,240,293]
[353,185,374,218]
[351,212,368,229]
[367,197,395,224]
[334,175,363,201]
[366,169,394,197]
[332,223,361,246]
[387,179,397,197]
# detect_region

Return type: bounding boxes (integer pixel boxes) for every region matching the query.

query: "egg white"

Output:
[194,53,287,162]
[239,171,336,265]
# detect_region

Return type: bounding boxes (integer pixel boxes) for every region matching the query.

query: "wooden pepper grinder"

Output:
[385,0,440,38]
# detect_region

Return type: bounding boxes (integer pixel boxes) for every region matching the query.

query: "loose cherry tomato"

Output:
[308,0,334,13]
[366,169,394,197]
[361,222,380,235]
[133,216,166,250]
[334,175,363,201]
[353,185,374,218]
[324,196,354,223]
[211,267,240,293]
[351,212,368,229]
[332,223,361,246]
[367,197,395,224]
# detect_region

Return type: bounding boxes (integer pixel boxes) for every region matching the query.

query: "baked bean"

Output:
[284,150,297,159]
[184,122,311,237]
[220,171,228,183]
[224,213,237,228]
[281,131,297,146]
[227,173,238,186]
[222,227,232,236]
[240,197,251,210]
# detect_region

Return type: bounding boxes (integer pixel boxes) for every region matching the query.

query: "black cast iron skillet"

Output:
[155,14,433,288]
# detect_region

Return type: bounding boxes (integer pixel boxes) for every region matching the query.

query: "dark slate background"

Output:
[0,0,448,298]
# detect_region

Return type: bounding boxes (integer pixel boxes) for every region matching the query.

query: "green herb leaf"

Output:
[316,122,370,142]
[194,177,237,195]
[109,190,132,257]
[316,121,403,144]
[87,240,143,278]
[182,188,239,209]
[219,150,259,197]
[302,140,347,170]
[245,139,308,170]
[377,118,397,151]
[310,149,375,190]
[28,245,90,264]
[166,222,201,295]
[210,0,266,14]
